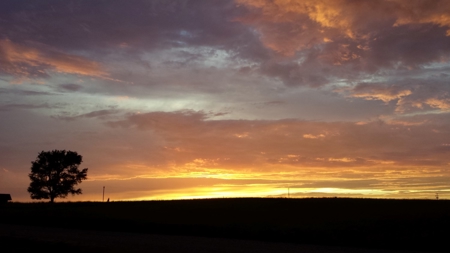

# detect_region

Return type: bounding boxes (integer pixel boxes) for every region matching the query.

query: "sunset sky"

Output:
[1,0,450,202]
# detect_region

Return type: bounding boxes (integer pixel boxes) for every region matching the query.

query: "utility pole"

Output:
[288,187,290,198]
[103,186,105,202]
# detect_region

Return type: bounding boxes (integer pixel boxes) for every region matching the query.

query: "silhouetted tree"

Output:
[28,150,88,203]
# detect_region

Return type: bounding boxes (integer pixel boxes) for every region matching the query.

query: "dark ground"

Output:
[1,198,449,252]
[0,223,434,253]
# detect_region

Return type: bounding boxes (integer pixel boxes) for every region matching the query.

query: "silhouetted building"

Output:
[0,194,12,203]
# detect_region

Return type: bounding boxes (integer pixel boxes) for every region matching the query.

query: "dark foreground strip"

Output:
[0,224,431,253]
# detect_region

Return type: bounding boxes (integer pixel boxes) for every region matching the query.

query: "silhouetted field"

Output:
[0,236,99,253]
[1,198,449,252]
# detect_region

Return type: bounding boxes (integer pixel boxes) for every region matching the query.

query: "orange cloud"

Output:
[0,39,108,81]
[303,133,326,139]
[107,110,450,173]
[395,97,450,113]
[424,98,450,110]
[392,0,450,32]
[235,0,450,56]
[354,90,412,103]
[328,157,356,163]
[350,86,412,103]
[346,82,450,113]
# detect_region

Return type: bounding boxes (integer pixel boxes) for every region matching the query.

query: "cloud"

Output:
[346,78,450,113]
[392,0,450,29]
[53,109,121,121]
[350,84,412,103]
[56,83,84,92]
[236,0,450,49]
[2,107,450,201]
[303,134,326,139]
[0,87,54,96]
[2,0,450,91]
[0,0,258,58]
[421,98,450,110]
[236,0,450,70]
[107,110,450,170]
[0,39,108,81]
[0,103,55,111]
[259,60,329,87]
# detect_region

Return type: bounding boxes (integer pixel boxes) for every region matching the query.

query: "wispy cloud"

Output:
[0,39,108,81]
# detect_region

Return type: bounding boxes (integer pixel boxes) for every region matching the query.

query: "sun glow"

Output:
[124,185,290,201]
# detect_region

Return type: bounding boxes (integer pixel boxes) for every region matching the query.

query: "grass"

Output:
[1,197,450,252]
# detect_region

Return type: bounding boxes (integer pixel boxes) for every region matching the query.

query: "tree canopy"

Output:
[28,150,88,203]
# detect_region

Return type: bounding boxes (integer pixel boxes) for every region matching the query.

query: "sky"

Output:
[1,0,450,202]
